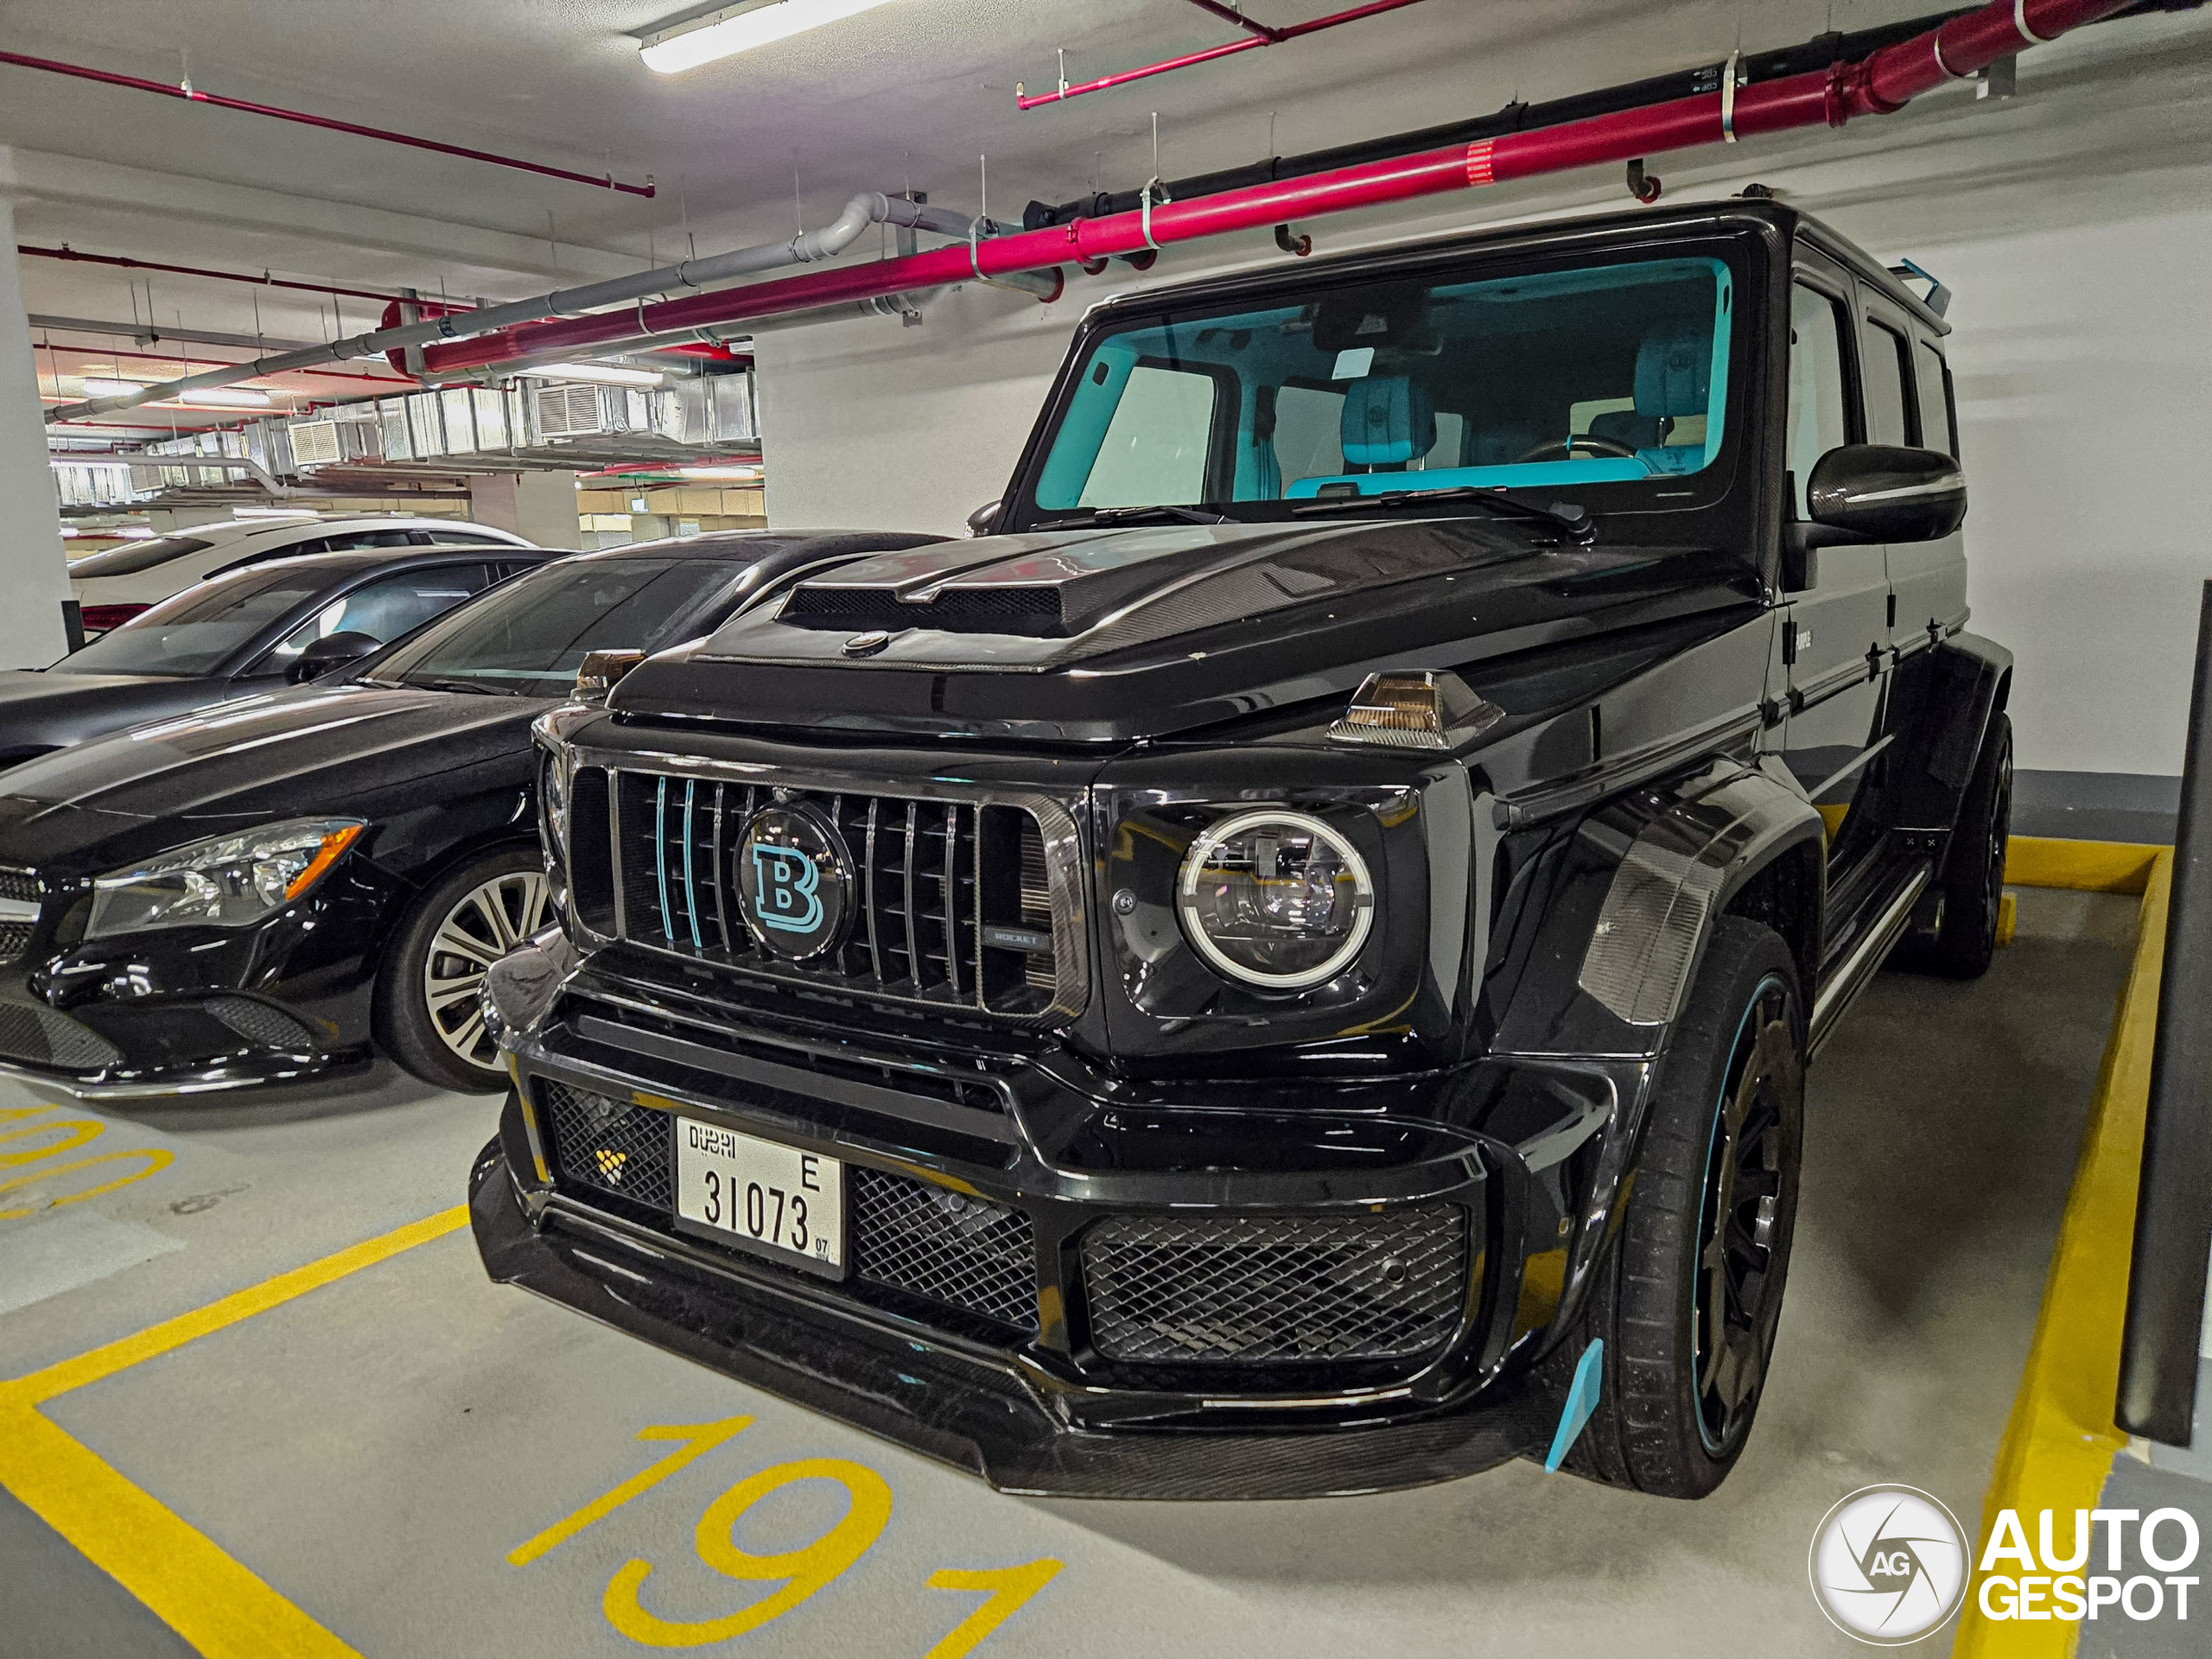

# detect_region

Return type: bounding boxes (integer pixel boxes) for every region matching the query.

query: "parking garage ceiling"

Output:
[6,0,2211,438]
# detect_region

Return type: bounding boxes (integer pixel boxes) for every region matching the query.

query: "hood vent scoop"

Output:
[780,585,1067,639]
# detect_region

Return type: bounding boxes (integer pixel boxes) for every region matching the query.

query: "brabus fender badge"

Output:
[734,803,853,960]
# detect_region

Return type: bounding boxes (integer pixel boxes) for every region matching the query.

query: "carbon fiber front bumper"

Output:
[469,1134,1556,1498]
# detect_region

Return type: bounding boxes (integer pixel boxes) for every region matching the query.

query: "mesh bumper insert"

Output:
[537,1081,1037,1332]
[850,1165,1035,1331]
[1080,1207,1469,1364]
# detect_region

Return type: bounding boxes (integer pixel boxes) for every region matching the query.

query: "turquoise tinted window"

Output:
[1033,256,1733,512]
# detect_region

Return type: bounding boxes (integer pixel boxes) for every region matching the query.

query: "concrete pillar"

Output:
[469,470,581,550]
[0,168,73,668]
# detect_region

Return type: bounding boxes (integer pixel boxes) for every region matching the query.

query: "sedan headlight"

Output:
[1175,809,1375,989]
[88,819,365,939]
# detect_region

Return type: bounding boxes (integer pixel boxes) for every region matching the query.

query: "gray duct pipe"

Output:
[43,193,977,424]
[612,262,1058,353]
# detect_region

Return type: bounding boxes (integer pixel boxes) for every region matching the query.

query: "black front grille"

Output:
[0,868,35,905]
[779,585,1066,638]
[595,771,1065,1019]
[1080,1208,1469,1364]
[541,1080,675,1215]
[851,1166,1036,1331]
[0,922,30,966]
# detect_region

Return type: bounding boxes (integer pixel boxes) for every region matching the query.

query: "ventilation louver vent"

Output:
[779,586,1066,639]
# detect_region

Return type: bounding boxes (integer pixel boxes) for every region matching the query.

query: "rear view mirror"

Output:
[574,649,645,704]
[1808,444,1966,543]
[966,499,1003,537]
[286,630,381,685]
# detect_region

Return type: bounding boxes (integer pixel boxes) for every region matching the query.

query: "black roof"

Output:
[1085,197,1950,334]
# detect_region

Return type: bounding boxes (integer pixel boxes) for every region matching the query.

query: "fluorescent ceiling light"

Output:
[677,464,762,480]
[79,378,145,397]
[180,387,274,408]
[524,362,665,388]
[639,0,897,73]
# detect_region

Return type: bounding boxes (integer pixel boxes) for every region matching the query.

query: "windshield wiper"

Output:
[1034,505,1232,530]
[1291,486,1594,542]
[405,675,526,697]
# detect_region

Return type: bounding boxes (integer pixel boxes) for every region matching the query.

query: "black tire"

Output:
[1558,918,1806,1497]
[1919,711,2012,979]
[374,846,550,1094]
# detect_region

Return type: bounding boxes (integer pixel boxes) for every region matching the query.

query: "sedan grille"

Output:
[0,867,38,969]
[1080,1208,1468,1364]
[579,770,1080,1021]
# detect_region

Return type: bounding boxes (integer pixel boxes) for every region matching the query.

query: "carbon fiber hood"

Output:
[610,517,1751,744]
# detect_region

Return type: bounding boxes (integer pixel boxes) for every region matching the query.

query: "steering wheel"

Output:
[1514,434,1642,463]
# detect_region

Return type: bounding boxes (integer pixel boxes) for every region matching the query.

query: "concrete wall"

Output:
[754,16,2212,785]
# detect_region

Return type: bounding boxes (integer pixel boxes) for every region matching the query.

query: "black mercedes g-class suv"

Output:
[470,199,2006,1501]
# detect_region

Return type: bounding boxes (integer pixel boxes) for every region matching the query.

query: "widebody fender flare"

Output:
[1888,630,2013,850]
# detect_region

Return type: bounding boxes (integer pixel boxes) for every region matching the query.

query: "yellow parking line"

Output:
[1952,850,2172,1657]
[2004,835,2164,894]
[0,1205,470,1658]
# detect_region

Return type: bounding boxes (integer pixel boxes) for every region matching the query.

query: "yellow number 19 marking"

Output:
[603,1457,893,1647]
[925,1560,1065,1658]
[507,1416,753,1567]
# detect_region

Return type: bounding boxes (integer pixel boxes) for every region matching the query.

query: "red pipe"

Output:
[1018,0,1426,109]
[20,245,410,305]
[0,50,654,198]
[427,0,2124,376]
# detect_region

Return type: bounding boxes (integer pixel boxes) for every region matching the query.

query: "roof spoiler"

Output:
[1889,258,1954,319]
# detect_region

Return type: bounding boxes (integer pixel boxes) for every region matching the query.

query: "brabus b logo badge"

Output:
[735,804,850,960]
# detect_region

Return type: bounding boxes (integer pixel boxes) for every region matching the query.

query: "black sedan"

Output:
[0,545,550,770]
[0,531,938,1097]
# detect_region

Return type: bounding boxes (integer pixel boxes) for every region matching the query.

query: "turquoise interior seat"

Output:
[1629,324,1712,474]
[1340,378,1434,470]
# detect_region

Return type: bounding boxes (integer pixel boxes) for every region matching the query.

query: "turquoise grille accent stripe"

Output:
[681,779,702,950]
[654,775,673,944]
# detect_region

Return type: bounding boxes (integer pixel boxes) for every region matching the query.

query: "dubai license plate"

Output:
[674,1116,844,1275]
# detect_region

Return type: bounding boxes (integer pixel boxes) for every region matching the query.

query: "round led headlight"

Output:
[1175,809,1375,989]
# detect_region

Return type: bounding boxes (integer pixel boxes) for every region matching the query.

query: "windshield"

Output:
[1024,253,1736,522]
[67,534,219,578]
[57,563,326,677]
[368,557,737,696]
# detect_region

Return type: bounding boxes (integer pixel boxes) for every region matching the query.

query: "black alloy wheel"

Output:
[374,845,549,1094]
[1916,711,2013,980]
[1690,975,1796,1454]
[1556,918,1805,1498]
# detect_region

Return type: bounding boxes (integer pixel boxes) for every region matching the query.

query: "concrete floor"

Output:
[0,887,2138,1659]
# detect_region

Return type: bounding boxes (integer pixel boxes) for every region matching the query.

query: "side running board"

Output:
[1809,866,1932,1054]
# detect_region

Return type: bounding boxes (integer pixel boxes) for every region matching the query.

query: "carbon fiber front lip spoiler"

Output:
[469,1147,1554,1500]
